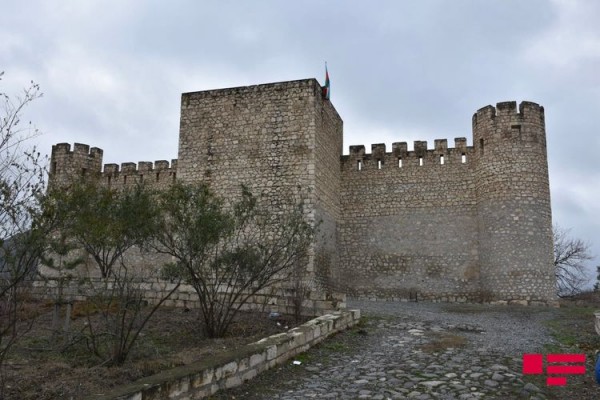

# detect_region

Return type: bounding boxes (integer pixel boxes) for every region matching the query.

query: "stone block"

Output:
[266,345,277,361]
[249,352,265,367]
[224,375,242,389]
[241,368,257,382]
[191,368,213,388]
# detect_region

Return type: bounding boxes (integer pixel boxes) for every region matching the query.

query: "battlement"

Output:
[100,158,178,188]
[51,142,103,158]
[102,159,177,175]
[50,143,177,189]
[472,101,545,126]
[344,138,472,169]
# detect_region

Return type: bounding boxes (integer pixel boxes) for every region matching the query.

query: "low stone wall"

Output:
[86,309,360,400]
[28,278,346,316]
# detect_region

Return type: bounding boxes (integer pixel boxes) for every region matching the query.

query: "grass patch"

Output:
[419,333,467,353]
[291,352,311,364]
[542,304,600,356]
[321,341,349,352]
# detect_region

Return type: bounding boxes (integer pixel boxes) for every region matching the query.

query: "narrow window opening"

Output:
[377,159,382,170]
[156,172,160,182]
[398,158,402,168]
[480,138,485,155]
[123,175,127,184]
[81,168,87,177]
[107,175,112,186]
[461,153,467,164]
[357,160,362,171]
[139,174,144,183]
[172,172,177,182]
[440,155,445,165]
[419,157,423,166]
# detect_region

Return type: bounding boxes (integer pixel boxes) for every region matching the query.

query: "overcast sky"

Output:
[2,0,599,281]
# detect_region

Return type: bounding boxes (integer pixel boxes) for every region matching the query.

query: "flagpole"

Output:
[323,62,330,100]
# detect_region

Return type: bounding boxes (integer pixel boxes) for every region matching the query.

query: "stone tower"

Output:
[473,101,555,303]
[177,79,343,290]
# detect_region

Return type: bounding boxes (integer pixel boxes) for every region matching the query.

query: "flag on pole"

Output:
[322,63,330,100]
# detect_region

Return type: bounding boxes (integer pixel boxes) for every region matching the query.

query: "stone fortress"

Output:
[49,78,556,305]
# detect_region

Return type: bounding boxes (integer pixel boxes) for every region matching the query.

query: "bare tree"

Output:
[0,72,46,397]
[554,225,594,297]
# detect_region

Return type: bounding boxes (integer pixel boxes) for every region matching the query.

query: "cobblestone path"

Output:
[211,300,600,400]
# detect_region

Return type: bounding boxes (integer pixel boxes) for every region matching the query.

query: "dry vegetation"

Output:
[2,299,299,400]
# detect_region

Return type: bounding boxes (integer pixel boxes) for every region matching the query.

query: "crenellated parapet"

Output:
[50,142,104,187]
[342,138,473,171]
[473,101,546,148]
[50,142,177,189]
[100,159,178,188]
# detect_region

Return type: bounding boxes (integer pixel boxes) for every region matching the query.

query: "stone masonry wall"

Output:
[176,79,336,285]
[339,139,482,301]
[29,278,346,317]
[50,143,177,191]
[48,79,556,305]
[473,101,555,303]
[312,92,343,292]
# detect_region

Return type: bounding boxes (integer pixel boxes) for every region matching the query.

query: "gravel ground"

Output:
[210,300,600,400]
[350,300,557,356]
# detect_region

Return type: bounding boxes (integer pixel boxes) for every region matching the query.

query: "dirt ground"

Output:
[2,301,298,400]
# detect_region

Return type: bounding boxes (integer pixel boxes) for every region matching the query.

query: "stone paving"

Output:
[213,300,562,400]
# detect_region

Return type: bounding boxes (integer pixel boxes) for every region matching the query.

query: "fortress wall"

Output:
[48,80,556,306]
[339,140,483,301]
[100,159,177,190]
[50,143,178,190]
[312,95,343,292]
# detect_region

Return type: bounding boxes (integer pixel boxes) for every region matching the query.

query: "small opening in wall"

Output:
[377,159,382,169]
[107,175,112,186]
[139,174,143,183]
[419,157,423,166]
[398,158,402,168]
[156,172,160,182]
[81,168,87,177]
[440,155,444,165]
[172,172,177,182]
[123,176,127,184]
[357,160,362,171]
[480,138,485,155]
[461,153,467,163]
